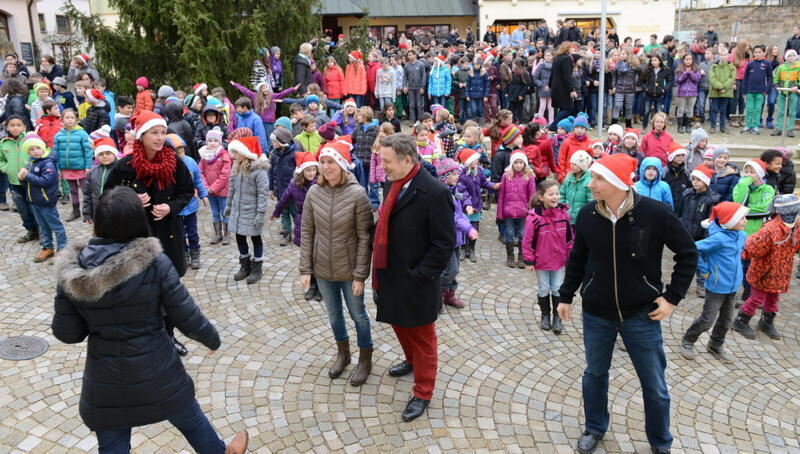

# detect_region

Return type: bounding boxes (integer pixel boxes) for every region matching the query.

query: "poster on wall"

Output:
[20,42,34,66]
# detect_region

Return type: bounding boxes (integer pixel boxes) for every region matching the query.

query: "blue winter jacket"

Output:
[709,163,740,202]
[742,59,772,94]
[235,110,268,153]
[52,127,92,171]
[633,156,674,209]
[466,71,490,99]
[695,222,747,294]
[24,154,59,207]
[269,143,297,197]
[179,155,208,216]
[428,64,452,97]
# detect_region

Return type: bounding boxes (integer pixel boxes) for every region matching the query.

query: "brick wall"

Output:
[676,6,797,48]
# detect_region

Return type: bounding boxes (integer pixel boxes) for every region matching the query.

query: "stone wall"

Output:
[676,6,797,48]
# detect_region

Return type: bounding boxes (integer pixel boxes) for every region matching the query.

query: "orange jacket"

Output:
[344,62,367,96]
[324,66,346,100]
[134,89,154,116]
[556,133,592,182]
[743,218,800,293]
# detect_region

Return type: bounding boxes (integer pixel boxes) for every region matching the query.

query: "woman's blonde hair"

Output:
[255,84,273,114]
[357,106,374,123]
[651,112,667,129]
[373,122,395,152]
[232,156,253,175]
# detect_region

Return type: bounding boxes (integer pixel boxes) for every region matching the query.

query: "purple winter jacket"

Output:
[496,172,537,220]
[449,185,474,247]
[271,179,314,246]
[456,166,495,212]
[521,204,573,271]
[675,69,701,97]
[232,82,298,123]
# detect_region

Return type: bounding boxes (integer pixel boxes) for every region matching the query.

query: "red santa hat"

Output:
[131,110,168,140]
[436,54,447,63]
[623,128,640,143]
[690,165,714,187]
[93,137,118,159]
[399,42,409,50]
[506,151,529,171]
[319,140,355,172]
[85,88,106,104]
[743,159,767,180]
[702,148,715,160]
[589,153,638,191]
[294,151,319,174]
[228,136,265,161]
[343,98,357,109]
[348,51,362,61]
[193,83,208,96]
[667,142,688,163]
[456,148,481,167]
[74,54,90,65]
[701,201,749,229]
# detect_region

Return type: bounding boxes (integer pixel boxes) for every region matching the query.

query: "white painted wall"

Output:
[479,0,677,42]
[1,0,41,69]
[35,0,91,61]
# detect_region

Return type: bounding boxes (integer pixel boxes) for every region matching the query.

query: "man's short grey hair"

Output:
[380,134,420,164]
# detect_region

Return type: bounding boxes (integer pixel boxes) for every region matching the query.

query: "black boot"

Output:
[66,206,81,222]
[757,312,781,339]
[505,243,515,267]
[538,296,551,330]
[516,244,525,269]
[468,239,477,263]
[246,259,263,284]
[732,312,756,340]
[625,117,632,129]
[304,278,318,300]
[551,295,563,334]
[233,255,252,281]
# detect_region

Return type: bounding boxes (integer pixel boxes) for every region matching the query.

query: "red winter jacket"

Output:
[556,133,591,182]
[366,61,381,95]
[496,171,537,220]
[640,129,674,167]
[523,138,555,178]
[323,65,346,100]
[199,148,232,197]
[521,204,574,270]
[344,62,367,96]
[134,89,154,116]
[35,115,63,148]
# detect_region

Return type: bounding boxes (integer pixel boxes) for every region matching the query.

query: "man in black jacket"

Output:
[557,154,698,454]
[374,134,455,422]
[786,26,800,54]
[703,25,719,47]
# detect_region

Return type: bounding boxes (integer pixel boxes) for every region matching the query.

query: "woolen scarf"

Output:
[372,162,421,290]
[131,141,176,191]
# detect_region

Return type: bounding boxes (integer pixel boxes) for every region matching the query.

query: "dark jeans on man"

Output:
[582,308,672,450]
[683,290,736,349]
[95,399,225,454]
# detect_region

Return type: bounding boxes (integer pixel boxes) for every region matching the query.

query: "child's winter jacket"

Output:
[80,105,110,135]
[344,62,367,95]
[662,162,691,208]
[732,176,775,235]
[641,67,670,98]
[457,166,495,212]
[331,111,357,136]
[53,127,92,171]
[236,110,268,152]
[611,61,639,94]
[640,129,674,167]
[556,132,591,182]
[351,120,379,163]
[268,144,297,197]
[24,153,59,206]
[179,156,208,216]
[134,89,154,116]
[742,59,772,94]
[560,170,592,223]
[272,179,314,246]
[695,222,747,294]
[193,105,228,151]
[521,204,574,270]
[0,134,27,186]
[634,156,674,209]
[523,139,556,179]
[772,61,800,90]
[323,65,346,100]
[709,62,735,98]
[677,188,720,240]
[743,217,800,293]
[675,68,701,97]
[532,61,552,97]
[369,151,386,184]
[709,164,740,202]
[224,159,270,237]
[466,71,490,99]
[496,172,536,220]
[35,115,63,148]
[82,162,115,220]
[427,64,452,97]
[198,148,231,198]
[448,185,473,247]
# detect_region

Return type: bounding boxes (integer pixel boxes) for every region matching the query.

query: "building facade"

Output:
[0,0,41,69]
[36,0,91,67]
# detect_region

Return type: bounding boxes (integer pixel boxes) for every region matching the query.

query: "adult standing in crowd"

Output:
[67,54,100,82]
[549,42,577,130]
[300,138,375,387]
[293,42,315,96]
[786,26,800,54]
[4,53,30,79]
[483,28,497,46]
[403,50,427,123]
[704,25,719,47]
[39,55,64,82]
[52,186,249,454]
[374,134,455,422]
[557,154,698,454]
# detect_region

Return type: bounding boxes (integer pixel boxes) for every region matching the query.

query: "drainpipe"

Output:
[26,0,38,70]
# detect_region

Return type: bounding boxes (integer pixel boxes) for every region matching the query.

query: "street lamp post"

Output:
[597,0,608,136]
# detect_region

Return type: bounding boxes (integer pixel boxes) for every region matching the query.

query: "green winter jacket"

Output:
[0,134,28,186]
[560,170,593,224]
[732,176,775,235]
[772,62,800,90]
[709,62,735,98]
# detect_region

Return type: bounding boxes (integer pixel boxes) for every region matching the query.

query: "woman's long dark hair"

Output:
[93,187,151,242]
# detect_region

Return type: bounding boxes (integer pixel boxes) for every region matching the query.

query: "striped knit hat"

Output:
[501,124,521,147]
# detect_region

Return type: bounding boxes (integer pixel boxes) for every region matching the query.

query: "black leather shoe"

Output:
[172,337,188,357]
[388,360,413,377]
[651,448,671,454]
[576,431,603,453]
[401,397,430,422]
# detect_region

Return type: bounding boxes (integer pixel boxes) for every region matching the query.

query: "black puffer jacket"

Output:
[677,188,720,240]
[765,161,796,195]
[193,105,228,151]
[164,102,197,160]
[0,94,32,130]
[79,105,110,136]
[52,237,220,431]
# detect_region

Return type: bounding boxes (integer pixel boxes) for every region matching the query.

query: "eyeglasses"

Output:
[441,170,461,179]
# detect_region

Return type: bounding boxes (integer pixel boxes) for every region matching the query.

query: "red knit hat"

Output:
[131,110,167,140]
[456,148,480,167]
[690,165,714,186]
[294,151,319,174]
[135,77,149,89]
[74,54,90,65]
[348,51,362,61]
[93,137,118,159]
[743,159,767,180]
[500,124,521,147]
[589,154,638,191]
[319,140,354,172]
[193,83,208,96]
[85,88,106,104]
[228,136,264,161]
[701,201,749,229]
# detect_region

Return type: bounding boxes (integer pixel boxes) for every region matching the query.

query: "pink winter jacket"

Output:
[369,151,386,184]
[199,148,232,197]
[496,172,537,220]
[521,204,574,271]
[640,129,673,167]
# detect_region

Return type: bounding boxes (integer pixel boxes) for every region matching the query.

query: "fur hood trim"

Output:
[55,237,162,302]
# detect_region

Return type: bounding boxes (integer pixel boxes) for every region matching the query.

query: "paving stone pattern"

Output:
[0,195,798,453]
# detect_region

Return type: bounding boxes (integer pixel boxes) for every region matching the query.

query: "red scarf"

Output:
[131,141,177,191]
[372,162,421,290]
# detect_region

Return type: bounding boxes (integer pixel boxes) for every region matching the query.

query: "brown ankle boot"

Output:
[350,347,373,386]
[328,340,351,378]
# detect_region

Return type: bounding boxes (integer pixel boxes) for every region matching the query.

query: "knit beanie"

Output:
[166,133,186,150]
[33,82,51,96]
[305,94,320,106]
[206,128,223,143]
[21,133,49,156]
[712,146,730,160]
[773,194,800,224]
[785,49,798,60]
[607,124,624,139]
[275,117,292,132]
[135,77,149,89]
[589,153,638,191]
[272,128,294,147]
[157,85,175,98]
[506,151,529,171]
[52,76,67,88]
[570,150,593,172]
[270,46,281,55]
[690,127,709,150]
[572,113,589,130]
[500,124,522,147]
[556,116,574,133]
[435,158,461,181]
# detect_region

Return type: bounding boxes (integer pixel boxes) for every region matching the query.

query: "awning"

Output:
[317,0,477,17]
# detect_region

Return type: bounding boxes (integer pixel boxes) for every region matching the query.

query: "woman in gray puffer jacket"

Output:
[299,139,374,387]
[224,136,270,285]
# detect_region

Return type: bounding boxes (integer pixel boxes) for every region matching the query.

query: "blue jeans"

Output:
[182,212,199,251]
[582,309,672,449]
[208,196,228,223]
[317,279,373,349]
[30,204,67,250]
[642,94,662,128]
[430,95,447,107]
[467,98,484,121]
[95,399,224,454]
[766,86,777,123]
[584,93,598,126]
[440,248,460,291]
[535,268,565,297]
[661,86,673,116]
[262,122,274,149]
[710,97,729,129]
[634,91,644,116]
[504,217,525,244]
[9,184,37,231]
[368,183,381,209]
[0,172,8,204]
[457,98,468,123]
[351,94,364,107]
[695,89,708,122]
